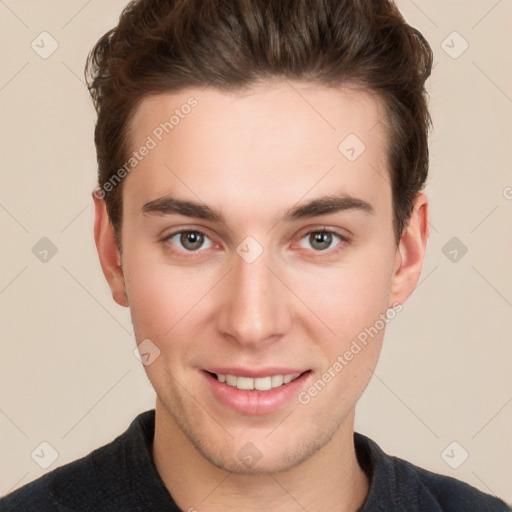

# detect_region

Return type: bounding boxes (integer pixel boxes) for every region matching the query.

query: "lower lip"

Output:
[202,370,311,415]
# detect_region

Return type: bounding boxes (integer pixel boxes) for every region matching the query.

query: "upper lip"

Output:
[203,367,309,378]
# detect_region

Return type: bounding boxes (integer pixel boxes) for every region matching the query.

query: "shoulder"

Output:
[0,471,56,511]
[355,432,510,512]
[0,453,101,512]
[0,410,157,512]
[394,455,510,511]
[0,438,131,512]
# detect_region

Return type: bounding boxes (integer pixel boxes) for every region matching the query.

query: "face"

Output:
[95,81,427,475]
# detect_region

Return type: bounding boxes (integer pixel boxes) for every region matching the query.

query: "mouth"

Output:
[201,368,312,415]
[206,371,304,391]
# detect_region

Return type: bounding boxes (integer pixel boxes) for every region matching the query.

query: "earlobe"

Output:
[389,193,429,308]
[92,190,129,308]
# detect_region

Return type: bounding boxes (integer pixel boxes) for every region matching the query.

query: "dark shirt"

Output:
[0,409,509,511]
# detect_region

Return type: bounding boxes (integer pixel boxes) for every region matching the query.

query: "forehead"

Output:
[123,81,390,221]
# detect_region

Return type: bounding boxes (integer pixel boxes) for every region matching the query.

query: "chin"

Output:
[191,417,344,476]
[197,442,311,476]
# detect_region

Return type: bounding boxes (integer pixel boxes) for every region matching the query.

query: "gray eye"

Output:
[298,231,341,251]
[167,230,213,252]
[310,232,332,250]
[180,231,205,251]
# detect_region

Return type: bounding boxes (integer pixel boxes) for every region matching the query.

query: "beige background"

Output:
[1,0,511,505]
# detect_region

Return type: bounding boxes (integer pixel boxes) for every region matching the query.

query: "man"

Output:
[1,0,509,510]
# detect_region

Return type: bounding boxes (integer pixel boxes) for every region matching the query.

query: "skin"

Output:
[93,81,429,512]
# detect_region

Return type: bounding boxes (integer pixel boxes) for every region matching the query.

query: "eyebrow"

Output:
[282,194,374,221]
[143,196,223,222]
[142,194,374,223]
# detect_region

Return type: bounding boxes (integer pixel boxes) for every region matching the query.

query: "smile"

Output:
[202,368,312,415]
[212,372,302,391]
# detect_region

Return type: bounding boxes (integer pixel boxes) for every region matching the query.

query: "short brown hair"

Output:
[85,0,433,246]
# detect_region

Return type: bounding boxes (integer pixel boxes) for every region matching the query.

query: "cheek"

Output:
[293,251,394,345]
[296,258,392,406]
[122,245,203,341]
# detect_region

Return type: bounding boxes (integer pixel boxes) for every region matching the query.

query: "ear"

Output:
[92,190,129,307]
[389,192,429,307]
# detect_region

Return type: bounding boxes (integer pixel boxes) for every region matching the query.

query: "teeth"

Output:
[226,375,237,387]
[271,375,284,387]
[236,376,254,390]
[214,372,301,391]
[254,376,272,391]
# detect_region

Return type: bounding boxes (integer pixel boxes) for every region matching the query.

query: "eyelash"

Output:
[160,228,350,260]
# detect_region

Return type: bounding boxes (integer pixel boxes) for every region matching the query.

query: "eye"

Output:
[298,230,345,252]
[165,230,213,252]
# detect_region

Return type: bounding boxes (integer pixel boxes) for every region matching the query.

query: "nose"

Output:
[215,248,292,347]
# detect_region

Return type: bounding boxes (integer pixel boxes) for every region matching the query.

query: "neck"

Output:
[152,399,369,512]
